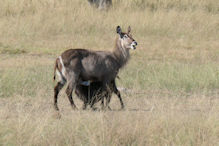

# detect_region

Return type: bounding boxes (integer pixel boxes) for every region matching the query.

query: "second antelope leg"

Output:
[105,85,112,110]
[82,102,88,110]
[105,92,112,110]
[101,83,112,110]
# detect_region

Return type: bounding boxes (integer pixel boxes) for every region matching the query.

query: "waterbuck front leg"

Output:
[112,80,124,109]
[54,81,65,111]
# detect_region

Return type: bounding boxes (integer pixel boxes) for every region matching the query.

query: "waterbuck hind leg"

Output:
[66,83,77,110]
[54,82,65,111]
[65,74,78,110]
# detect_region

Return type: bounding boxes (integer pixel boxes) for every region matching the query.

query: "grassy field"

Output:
[0,0,219,145]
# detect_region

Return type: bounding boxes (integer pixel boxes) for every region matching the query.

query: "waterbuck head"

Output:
[116,26,138,50]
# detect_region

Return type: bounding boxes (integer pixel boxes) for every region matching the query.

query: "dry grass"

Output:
[0,91,218,146]
[0,0,218,54]
[0,0,219,145]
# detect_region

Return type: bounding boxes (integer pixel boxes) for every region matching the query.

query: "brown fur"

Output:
[53,26,137,111]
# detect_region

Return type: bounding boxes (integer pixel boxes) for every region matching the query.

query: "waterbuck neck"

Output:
[112,37,130,68]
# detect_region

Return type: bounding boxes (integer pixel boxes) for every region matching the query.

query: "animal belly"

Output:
[80,68,103,81]
[80,73,101,82]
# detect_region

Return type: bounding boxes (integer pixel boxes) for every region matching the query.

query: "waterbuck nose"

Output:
[134,41,137,46]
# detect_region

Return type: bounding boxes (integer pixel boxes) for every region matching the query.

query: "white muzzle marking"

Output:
[131,41,137,50]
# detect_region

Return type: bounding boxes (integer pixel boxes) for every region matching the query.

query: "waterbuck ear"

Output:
[116,26,122,35]
[127,26,131,34]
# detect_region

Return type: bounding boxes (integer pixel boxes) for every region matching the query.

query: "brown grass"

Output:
[0,91,218,146]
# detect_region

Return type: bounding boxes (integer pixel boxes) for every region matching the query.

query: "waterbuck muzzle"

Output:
[131,41,137,50]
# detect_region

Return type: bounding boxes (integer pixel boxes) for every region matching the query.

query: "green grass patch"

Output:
[120,62,219,93]
[0,66,53,98]
[1,55,219,98]
[0,47,27,54]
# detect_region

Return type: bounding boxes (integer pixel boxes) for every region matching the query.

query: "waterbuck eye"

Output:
[124,34,128,38]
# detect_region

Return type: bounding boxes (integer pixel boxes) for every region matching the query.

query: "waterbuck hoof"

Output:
[82,105,87,110]
[91,107,99,111]
[54,105,59,111]
[119,108,125,111]
[71,105,78,110]
[107,106,112,111]
[52,111,62,119]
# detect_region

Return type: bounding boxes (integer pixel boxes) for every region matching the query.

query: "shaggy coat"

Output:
[75,78,121,110]
[53,26,137,111]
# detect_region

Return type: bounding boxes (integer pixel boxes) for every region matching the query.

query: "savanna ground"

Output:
[0,0,219,145]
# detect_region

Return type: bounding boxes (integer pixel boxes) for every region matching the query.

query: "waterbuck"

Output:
[75,77,121,110]
[53,26,137,111]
